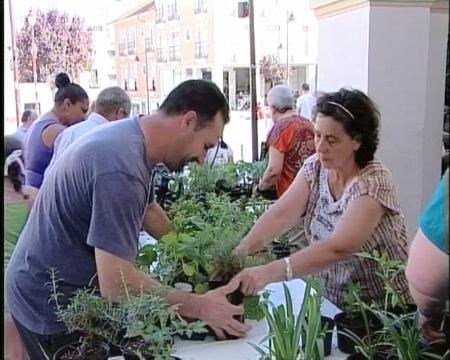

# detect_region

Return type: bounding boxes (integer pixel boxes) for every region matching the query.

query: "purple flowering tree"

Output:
[259,54,286,85]
[16,8,93,83]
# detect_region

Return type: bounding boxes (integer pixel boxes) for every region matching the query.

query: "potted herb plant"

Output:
[119,287,206,359]
[335,283,382,354]
[49,269,119,360]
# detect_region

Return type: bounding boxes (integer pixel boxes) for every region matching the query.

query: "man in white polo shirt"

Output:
[296,83,316,121]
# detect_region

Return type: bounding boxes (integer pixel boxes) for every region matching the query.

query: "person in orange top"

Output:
[255,85,315,198]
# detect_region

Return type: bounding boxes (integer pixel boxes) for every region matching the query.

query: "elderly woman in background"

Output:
[234,88,412,308]
[256,85,315,199]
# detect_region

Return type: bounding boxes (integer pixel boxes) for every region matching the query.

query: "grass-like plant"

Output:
[370,310,448,360]
[249,279,328,360]
[357,249,407,312]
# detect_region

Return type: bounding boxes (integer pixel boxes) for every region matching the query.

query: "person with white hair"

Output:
[255,84,315,198]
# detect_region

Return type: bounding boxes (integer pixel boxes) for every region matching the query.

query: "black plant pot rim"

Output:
[53,339,110,360]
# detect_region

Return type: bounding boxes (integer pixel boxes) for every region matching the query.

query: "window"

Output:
[169,31,180,61]
[144,24,154,51]
[156,47,165,62]
[156,30,165,62]
[119,30,127,56]
[167,0,179,20]
[194,29,208,59]
[24,103,40,113]
[127,27,136,55]
[194,0,207,14]
[89,69,99,88]
[186,68,193,79]
[156,4,165,23]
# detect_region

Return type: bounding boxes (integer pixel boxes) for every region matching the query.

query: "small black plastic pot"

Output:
[301,316,334,357]
[53,339,110,360]
[177,329,209,341]
[121,336,178,360]
[346,352,393,360]
[335,312,382,354]
[322,316,334,357]
[271,243,295,260]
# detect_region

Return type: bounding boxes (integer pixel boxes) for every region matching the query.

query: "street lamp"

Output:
[8,0,21,126]
[286,11,295,87]
[137,14,150,115]
[29,11,39,114]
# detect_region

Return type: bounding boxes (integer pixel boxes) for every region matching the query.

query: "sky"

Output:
[9,0,147,25]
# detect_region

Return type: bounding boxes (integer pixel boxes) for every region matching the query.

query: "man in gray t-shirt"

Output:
[6,80,249,358]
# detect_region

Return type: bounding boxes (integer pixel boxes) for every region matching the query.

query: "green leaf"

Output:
[182,262,195,277]
[194,283,209,294]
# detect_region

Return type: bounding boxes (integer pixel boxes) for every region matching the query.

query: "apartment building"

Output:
[112,0,318,114]
[113,2,160,116]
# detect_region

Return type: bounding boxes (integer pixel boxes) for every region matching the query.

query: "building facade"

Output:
[112,0,319,114]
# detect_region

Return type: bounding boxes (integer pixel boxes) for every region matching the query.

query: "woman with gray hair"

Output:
[255,84,315,198]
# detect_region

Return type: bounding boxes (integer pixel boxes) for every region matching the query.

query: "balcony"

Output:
[124,78,138,91]
[194,41,208,59]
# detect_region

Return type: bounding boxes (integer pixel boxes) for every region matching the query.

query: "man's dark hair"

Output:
[159,80,230,128]
[316,88,380,168]
[54,72,89,105]
[302,83,310,91]
[21,110,32,123]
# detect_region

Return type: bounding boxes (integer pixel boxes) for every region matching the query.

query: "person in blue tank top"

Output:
[23,72,89,205]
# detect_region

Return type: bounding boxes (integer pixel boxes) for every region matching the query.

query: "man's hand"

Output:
[197,279,251,339]
[232,265,272,296]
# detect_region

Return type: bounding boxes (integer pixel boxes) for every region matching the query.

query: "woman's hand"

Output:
[233,242,251,260]
[233,265,275,296]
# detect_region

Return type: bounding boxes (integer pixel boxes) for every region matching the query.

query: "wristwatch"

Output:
[284,257,293,281]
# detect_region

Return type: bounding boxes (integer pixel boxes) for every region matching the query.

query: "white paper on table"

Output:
[173,278,345,360]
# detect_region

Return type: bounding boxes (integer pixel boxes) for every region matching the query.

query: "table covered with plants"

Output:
[53,162,447,360]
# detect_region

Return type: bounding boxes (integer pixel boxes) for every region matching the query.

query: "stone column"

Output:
[311,0,448,237]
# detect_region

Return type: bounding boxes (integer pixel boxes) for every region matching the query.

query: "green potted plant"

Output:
[249,279,330,360]
[249,283,304,360]
[119,287,206,359]
[369,310,449,360]
[356,250,415,315]
[335,283,382,354]
[300,278,334,358]
[48,269,118,360]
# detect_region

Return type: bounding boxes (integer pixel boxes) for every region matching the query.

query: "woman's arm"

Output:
[257,147,284,191]
[406,228,448,325]
[236,195,385,295]
[235,170,311,256]
[42,123,66,149]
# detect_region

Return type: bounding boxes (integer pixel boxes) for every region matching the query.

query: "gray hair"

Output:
[267,85,294,112]
[95,86,131,117]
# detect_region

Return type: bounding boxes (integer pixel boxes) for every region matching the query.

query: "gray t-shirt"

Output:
[6,117,154,335]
